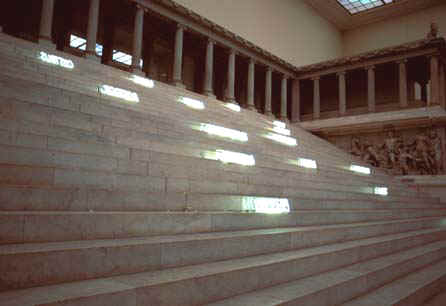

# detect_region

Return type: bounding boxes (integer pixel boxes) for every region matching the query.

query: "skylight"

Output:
[337,0,394,14]
[113,50,143,67]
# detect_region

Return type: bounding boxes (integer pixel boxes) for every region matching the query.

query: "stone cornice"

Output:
[130,0,299,76]
[297,38,446,76]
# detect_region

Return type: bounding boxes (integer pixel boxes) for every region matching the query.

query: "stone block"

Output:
[48,137,129,160]
[0,164,54,186]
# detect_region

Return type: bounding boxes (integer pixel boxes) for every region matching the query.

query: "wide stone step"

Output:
[0,186,441,212]
[1,228,445,305]
[343,259,446,306]
[207,241,446,306]
[1,217,442,291]
[2,210,446,244]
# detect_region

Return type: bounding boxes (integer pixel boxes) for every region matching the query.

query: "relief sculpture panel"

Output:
[341,127,445,175]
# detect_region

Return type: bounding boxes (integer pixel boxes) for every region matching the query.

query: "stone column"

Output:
[131,5,144,75]
[313,77,320,120]
[367,66,376,112]
[398,59,408,108]
[225,49,236,103]
[265,67,273,116]
[440,61,445,108]
[337,71,347,116]
[203,39,215,97]
[429,55,440,105]
[172,24,185,87]
[247,58,256,110]
[86,0,100,60]
[39,0,56,47]
[280,75,288,120]
[291,79,300,123]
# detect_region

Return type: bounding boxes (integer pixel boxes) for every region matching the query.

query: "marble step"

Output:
[0,187,441,212]
[3,209,446,244]
[1,217,443,291]
[1,228,446,305]
[0,162,435,203]
[206,241,446,306]
[0,69,408,188]
[343,259,446,306]
[0,125,414,197]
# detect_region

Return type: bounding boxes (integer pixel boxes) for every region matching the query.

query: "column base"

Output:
[204,92,216,99]
[225,97,236,104]
[264,111,274,117]
[131,67,145,77]
[172,80,186,89]
[0,26,3,33]
[38,37,56,49]
[85,53,101,62]
[247,105,257,111]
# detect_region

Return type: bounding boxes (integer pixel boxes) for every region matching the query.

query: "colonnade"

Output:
[298,55,445,119]
[36,0,301,122]
[34,0,446,122]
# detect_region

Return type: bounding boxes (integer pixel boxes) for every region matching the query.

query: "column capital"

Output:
[336,71,346,77]
[248,57,256,65]
[396,58,408,64]
[225,48,238,56]
[311,76,320,81]
[365,65,375,71]
[135,3,147,11]
[206,38,216,45]
[266,66,273,73]
[177,23,187,31]
[282,74,289,80]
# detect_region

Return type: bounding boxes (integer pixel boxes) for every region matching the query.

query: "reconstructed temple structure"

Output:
[1,0,446,305]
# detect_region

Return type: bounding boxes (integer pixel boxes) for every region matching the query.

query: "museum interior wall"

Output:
[343,3,446,55]
[173,0,344,66]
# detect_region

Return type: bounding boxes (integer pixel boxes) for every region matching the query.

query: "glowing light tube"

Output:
[297,158,317,169]
[39,51,74,69]
[224,103,241,112]
[243,197,290,214]
[200,123,248,142]
[216,150,255,166]
[273,121,286,129]
[179,97,205,110]
[374,187,388,196]
[265,133,297,146]
[130,75,154,88]
[350,165,371,175]
[99,85,139,103]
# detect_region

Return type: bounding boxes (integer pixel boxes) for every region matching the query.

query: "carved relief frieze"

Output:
[347,127,444,175]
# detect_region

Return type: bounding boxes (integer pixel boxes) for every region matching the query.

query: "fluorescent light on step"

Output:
[200,123,248,142]
[297,158,317,169]
[224,103,241,112]
[273,121,286,129]
[272,126,291,136]
[39,51,74,69]
[242,197,290,214]
[216,150,255,166]
[130,75,154,88]
[179,97,205,110]
[265,133,297,146]
[99,85,139,103]
[375,187,388,196]
[350,165,371,175]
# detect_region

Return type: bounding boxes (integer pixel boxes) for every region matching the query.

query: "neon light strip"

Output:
[297,158,317,169]
[130,75,154,88]
[350,165,371,175]
[200,124,248,142]
[265,133,297,146]
[39,51,74,69]
[99,85,139,103]
[216,150,255,166]
[179,97,205,110]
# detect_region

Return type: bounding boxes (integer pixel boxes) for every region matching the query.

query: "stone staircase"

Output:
[0,33,445,306]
